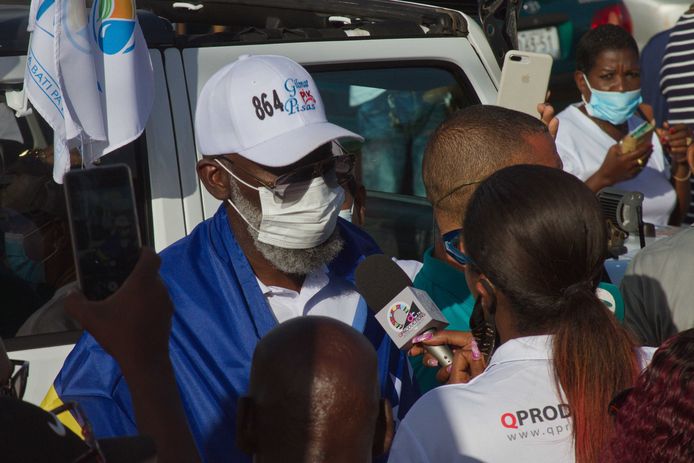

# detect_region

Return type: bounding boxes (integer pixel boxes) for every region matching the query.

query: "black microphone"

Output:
[355,254,454,367]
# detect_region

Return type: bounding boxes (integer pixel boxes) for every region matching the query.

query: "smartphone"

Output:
[621,120,655,154]
[496,50,553,118]
[64,164,141,301]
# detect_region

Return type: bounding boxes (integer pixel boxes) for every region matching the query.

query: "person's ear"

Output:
[372,398,394,457]
[475,279,497,315]
[574,71,590,102]
[197,157,231,200]
[236,396,257,455]
[355,185,367,226]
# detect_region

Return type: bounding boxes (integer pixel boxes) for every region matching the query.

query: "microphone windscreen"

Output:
[355,254,412,312]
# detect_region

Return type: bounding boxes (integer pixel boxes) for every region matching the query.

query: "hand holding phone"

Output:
[496,51,553,118]
[621,120,655,154]
[64,165,142,300]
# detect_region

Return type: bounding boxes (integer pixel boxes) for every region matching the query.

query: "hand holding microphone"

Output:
[355,254,454,367]
[410,330,486,384]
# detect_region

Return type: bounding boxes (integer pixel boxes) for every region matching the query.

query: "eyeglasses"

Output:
[50,401,106,463]
[442,229,476,266]
[608,387,634,417]
[218,153,355,199]
[0,359,29,400]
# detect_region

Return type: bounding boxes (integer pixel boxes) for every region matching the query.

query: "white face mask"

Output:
[216,159,344,249]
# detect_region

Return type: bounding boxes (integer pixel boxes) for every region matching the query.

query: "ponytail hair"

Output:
[463,165,639,463]
[554,287,638,462]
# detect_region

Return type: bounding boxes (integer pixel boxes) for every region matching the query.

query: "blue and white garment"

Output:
[661,10,694,126]
[46,205,419,463]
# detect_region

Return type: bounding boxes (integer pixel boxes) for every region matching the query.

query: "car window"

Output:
[0,88,152,340]
[312,65,474,259]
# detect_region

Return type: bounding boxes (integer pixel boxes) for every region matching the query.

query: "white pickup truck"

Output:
[0,0,502,404]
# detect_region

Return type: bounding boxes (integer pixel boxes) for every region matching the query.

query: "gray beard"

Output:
[229,182,344,276]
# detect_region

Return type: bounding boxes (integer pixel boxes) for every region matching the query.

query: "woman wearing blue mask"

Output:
[556,25,692,226]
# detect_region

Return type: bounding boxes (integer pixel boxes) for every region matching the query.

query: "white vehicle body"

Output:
[624,0,691,49]
[0,0,500,405]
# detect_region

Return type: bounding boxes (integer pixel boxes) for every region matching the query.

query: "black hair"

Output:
[462,164,638,463]
[576,24,639,73]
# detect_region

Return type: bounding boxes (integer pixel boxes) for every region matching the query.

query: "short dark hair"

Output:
[576,24,639,73]
[422,105,548,224]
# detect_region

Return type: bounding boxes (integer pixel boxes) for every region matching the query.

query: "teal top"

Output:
[411,246,475,393]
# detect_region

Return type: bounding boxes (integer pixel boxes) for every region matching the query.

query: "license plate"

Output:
[518,27,560,59]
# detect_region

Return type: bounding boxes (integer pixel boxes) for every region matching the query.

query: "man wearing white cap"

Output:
[49,55,420,463]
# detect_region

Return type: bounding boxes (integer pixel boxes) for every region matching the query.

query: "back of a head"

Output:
[463,164,606,330]
[243,316,381,462]
[606,328,694,463]
[422,105,551,225]
[463,165,638,463]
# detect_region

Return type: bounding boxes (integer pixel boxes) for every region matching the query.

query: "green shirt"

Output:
[411,246,475,393]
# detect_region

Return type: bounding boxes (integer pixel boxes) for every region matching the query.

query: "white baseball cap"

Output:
[194,54,364,167]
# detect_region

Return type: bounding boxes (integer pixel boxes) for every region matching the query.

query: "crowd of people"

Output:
[3,14,694,463]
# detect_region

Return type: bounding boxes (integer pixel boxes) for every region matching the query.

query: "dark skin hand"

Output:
[196,145,332,292]
[65,249,201,463]
[409,330,486,384]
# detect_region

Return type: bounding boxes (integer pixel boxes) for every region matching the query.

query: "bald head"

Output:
[237,316,392,463]
[422,105,560,231]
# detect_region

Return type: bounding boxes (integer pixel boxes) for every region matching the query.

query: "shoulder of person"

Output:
[56,332,124,391]
[628,227,694,272]
[159,206,224,272]
[336,218,381,256]
[555,105,587,136]
[393,258,423,282]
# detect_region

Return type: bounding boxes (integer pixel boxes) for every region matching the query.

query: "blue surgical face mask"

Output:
[582,74,642,125]
[4,233,45,285]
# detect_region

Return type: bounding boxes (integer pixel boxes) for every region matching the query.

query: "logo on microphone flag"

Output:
[23,0,153,182]
[388,301,422,333]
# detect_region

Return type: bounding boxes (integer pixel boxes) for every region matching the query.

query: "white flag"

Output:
[87,0,154,163]
[23,0,153,182]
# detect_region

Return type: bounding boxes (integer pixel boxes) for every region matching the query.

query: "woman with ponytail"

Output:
[388,164,652,463]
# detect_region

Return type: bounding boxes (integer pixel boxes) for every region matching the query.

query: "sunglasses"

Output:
[50,401,106,463]
[442,229,476,266]
[218,153,355,199]
[0,359,29,400]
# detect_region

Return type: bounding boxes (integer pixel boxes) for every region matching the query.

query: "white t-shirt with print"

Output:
[388,335,655,463]
[556,105,675,226]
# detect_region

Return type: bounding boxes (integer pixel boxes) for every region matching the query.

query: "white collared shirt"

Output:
[256,265,360,326]
[388,335,655,463]
[256,259,423,327]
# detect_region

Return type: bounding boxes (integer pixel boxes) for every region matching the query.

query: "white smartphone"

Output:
[495,50,553,118]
